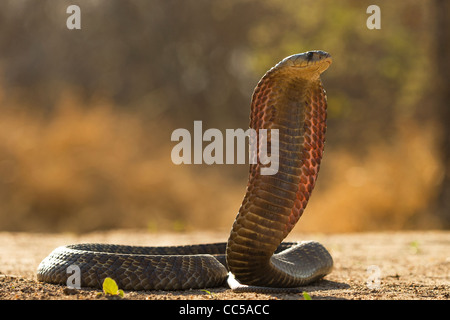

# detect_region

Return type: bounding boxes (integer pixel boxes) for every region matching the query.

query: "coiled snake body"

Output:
[37,51,333,291]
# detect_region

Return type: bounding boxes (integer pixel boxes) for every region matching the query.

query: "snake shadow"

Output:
[300,279,350,292]
[255,278,351,300]
[292,279,351,300]
[261,279,351,300]
[146,279,350,300]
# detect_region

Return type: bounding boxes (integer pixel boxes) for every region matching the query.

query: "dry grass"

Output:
[304,120,443,232]
[0,91,243,233]
[0,91,443,233]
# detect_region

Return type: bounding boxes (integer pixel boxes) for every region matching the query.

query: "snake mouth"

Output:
[280,51,331,71]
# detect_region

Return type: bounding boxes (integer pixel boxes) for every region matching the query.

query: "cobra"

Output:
[37,51,333,291]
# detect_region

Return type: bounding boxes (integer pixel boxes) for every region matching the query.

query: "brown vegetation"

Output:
[0,0,448,233]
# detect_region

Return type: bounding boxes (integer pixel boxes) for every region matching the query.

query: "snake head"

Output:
[274,51,332,80]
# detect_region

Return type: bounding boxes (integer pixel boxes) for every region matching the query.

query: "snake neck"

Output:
[226,68,328,286]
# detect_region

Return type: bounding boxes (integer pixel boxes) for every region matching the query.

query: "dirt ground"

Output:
[0,230,448,300]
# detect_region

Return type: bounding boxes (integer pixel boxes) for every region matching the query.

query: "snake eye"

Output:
[306,52,314,61]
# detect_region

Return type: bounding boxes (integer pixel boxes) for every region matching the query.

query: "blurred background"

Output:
[0,0,448,234]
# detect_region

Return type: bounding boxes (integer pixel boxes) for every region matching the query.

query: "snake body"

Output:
[37,51,333,291]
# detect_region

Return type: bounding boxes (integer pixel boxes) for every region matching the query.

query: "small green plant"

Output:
[201,289,216,299]
[173,220,186,232]
[409,240,420,254]
[302,291,312,300]
[102,277,124,297]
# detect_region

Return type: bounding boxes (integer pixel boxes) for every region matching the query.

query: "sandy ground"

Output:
[0,230,448,300]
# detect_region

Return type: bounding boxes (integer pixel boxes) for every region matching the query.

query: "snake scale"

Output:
[37,51,333,291]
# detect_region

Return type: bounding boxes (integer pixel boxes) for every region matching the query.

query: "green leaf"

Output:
[302,291,312,300]
[103,277,119,295]
[201,289,219,300]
